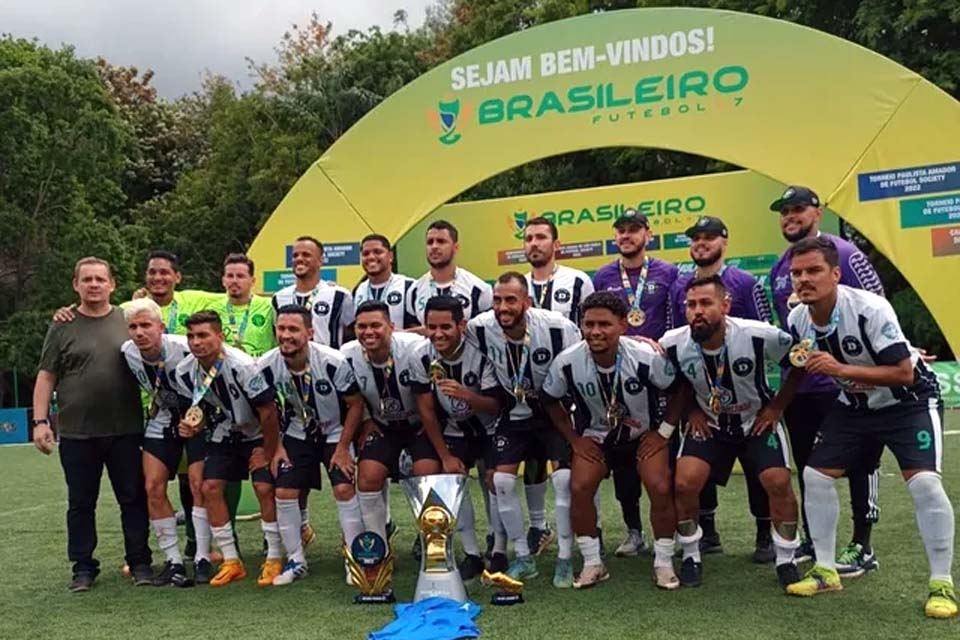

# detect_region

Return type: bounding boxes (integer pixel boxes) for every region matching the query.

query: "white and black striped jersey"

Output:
[408,268,493,324]
[256,343,360,444]
[467,308,581,424]
[272,281,355,348]
[174,345,275,443]
[660,317,794,436]
[526,264,595,326]
[352,274,419,329]
[408,338,503,438]
[122,334,191,439]
[787,285,938,411]
[543,338,676,442]
[341,332,426,430]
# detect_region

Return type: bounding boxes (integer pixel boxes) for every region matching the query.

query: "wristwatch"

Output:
[31,418,50,427]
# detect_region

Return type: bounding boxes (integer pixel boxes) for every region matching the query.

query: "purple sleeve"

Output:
[837,243,884,296]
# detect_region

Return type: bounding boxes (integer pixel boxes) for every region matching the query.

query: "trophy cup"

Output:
[401,474,468,602]
[344,530,396,604]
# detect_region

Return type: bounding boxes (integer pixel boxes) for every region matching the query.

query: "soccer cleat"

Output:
[776,563,802,591]
[459,554,485,582]
[573,563,609,589]
[301,522,317,548]
[257,559,283,586]
[273,560,308,586]
[794,539,815,564]
[210,559,247,587]
[553,558,574,589]
[506,556,538,582]
[925,580,958,619]
[527,526,555,557]
[700,531,723,554]
[785,565,843,597]
[194,558,213,584]
[679,557,703,588]
[653,565,680,590]
[130,564,154,587]
[835,543,878,579]
[615,528,648,557]
[153,561,193,587]
[753,528,776,564]
[69,571,96,593]
[487,552,509,576]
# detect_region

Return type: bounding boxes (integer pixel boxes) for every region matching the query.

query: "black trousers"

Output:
[58,434,151,574]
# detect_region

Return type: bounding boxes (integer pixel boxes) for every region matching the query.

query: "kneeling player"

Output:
[257,305,366,585]
[543,292,680,589]
[661,275,802,590]
[783,237,955,619]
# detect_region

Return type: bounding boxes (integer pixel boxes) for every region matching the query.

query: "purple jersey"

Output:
[769,232,884,394]
[592,257,678,339]
[669,265,772,327]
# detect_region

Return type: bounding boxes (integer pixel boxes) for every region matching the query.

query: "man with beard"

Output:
[591,209,678,557]
[272,236,355,349]
[255,305,366,585]
[353,234,419,329]
[669,216,776,563]
[468,273,581,588]
[768,186,884,576]
[661,275,803,590]
[212,254,276,358]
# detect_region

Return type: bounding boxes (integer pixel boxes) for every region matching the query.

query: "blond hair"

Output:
[122,298,163,323]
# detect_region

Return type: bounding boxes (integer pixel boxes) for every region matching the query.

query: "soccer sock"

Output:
[151,516,183,565]
[277,498,305,563]
[551,469,573,560]
[803,467,839,570]
[577,535,602,567]
[191,507,211,562]
[756,517,772,537]
[381,480,392,527]
[300,507,310,528]
[771,524,800,567]
[487,489,507,554]
[677,520,702,563]
[852,521,873,552]
[457,486,481,557]
[906,471,955,583]
[654,538,675,570]
[357,490,388,542]
[494,472,530,557]
[699,509,717,538]
[261,520,282,560]
[336,496,365,550]
[525,480,548,530]
[593,489,603,529]
[211,523,239,561]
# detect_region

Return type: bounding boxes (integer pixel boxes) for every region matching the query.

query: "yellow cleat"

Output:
[785,565,842,597]
[925,580,958,619]
[210,559,247,587]
[301,522,316,548]
[257,559,283,587]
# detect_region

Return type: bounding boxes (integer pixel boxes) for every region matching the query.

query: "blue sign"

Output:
[605,236,660,255]
[0,408,28,445]
[285,243,360,267]
[858,161,960,202]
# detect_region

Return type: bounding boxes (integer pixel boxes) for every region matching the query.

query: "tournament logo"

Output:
[554,289,571,303]
[463,371,479,386]
[841,336,863,356]
[532,348,551,365]
[382,398,403,416]
[881,321,900,340]
[315,379,333,395]
[509,211,528,240]
[434,99,470,146]
[351,532,388,568]
[624,378,642,395]
[247,373,268,394]
[252,314,266,327]
[314,301,331,316]
[450,397,471,416]
[732,357,754,376]
[386,291,403,306]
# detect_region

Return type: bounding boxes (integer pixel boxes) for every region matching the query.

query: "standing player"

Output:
[469,273,580,588]
[353,234,419,329]
[661,275,802,590]
[769,186,883,575]
[213,254,276,358]
[592,209,678,557]
[272,236,355,348]
[669,216,775,562]
[782,237,955,619]
[542,292,680,589]
[256,305,366,585]
[174,311,282,587]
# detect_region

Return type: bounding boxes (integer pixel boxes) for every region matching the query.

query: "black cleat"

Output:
[700,532,723,555]
[777,563,801,591]
[194,558,213,585]
[527,526,555,557]
[153,561,194,588]
[69,571,97,593]
[488,552,509,575]
[753,528,776,564]
[130,564,154,586]
[459,554,485,581]
[679,557,703,588]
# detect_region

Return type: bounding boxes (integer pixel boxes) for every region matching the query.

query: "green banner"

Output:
[931,361,960,409]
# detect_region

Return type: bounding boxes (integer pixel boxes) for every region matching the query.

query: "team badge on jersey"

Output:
[554,289,571,303]
[315,301,330,315]
[532,348,551,365]
[386,291,403,305]
[463,371,479,386]
[315,379,333,395]
[624,377,642,395]
[841,336,863,356]
[732,357,754,376]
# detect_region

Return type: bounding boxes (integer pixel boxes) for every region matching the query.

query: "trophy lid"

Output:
[402,474,468,519]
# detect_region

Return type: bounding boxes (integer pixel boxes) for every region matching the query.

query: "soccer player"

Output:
[272,236,355,348]
[669,215,775,562]
[213,253,276,357]
[661,275,802,590]
[592,209,678,557]
[782,237,955,619]
[353,234,419,329]
[256,305,366,585]
[174,311,282,587]
[542,291,680,589]
[121,299,198,587]
[409,296,505,580]
[408,220,493,325]
[768,186,884,574]
[468,272,580,587]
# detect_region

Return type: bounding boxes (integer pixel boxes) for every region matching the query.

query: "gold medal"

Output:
[708,392,723,414]
[429,360,446,383]
[183,405,204,430]
[789,338,814,368]
[627,308,646,327]
[787,292,800,310]
[606,404,623,429]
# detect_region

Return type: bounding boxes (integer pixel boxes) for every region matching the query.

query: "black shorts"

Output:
[143,436,205,479]
[678,425,790,486]
[810,399,943,473]
[492,418,570,469]
[203,439,273,484]
[601,431,641,473]
[358,427,439,477]
[445,434,493,470]
[275,435,351,489]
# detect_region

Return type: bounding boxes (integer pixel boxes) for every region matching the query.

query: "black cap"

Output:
[685,216,728,238]
[612,208,649,228]
[769,185,820,212]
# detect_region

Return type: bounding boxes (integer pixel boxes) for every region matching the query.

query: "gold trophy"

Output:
[344,531,395,604]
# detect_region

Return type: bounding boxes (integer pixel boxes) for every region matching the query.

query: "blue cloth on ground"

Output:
[368,597,481,640]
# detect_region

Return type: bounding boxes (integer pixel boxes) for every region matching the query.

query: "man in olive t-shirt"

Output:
[33,257,152,592]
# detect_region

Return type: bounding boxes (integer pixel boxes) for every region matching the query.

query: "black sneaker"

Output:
[488,552,509,574]
[459,554,485,581]
[183,539,197,563]
[194,558,213,584]
[598,527,606,559]
[700,532,723,554]
[753,528,775,564]
[527,526,555,557]
[776,563,801,590]
[69,571,96,593]
[130,564,154,586]
[679,557,703,588]
[153,561,194,588]
[794,539,815,564]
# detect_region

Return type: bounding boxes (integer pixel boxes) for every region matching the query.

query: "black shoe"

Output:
[194,558,213,584]
[459,554,485,581]
[753,528,775,564]
[794,539,815,564]
[130,564,154,586]
[527,526,554,557]
[598,527,606,559]
[412,538,422,562]
[69,571,97,593]
[679,557,703,588]
[488,552,509,574]
[153,561,194,588]
[700,532,723,554]
[777,563,801,590]
[183,539,197,563]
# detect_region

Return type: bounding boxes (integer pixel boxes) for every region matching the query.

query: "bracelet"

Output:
[657,421,677,439]
[31,418,50,427]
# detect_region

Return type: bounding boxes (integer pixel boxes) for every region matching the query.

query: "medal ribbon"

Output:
[226,301,251,348]
[696,343,728,411]
[145,347,168,415]
[593,348,623,426]
[165,300,178,334]
[296,283,323,311]
[506,332,531,399]
[292,371,314,426]
[191,352,225,407]
[533,266,558,309]
[805,304,841,345]
[363,344,395,415]
[619,257,649,315]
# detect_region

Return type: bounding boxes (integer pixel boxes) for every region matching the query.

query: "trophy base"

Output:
[491,592,524,606]
[414,570,468,603]
[353,591,396,605]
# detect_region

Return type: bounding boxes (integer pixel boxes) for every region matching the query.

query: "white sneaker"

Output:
[653,565,680,590]
[273,560,308,586]
[573,563,610,589]
[615,529,648,557]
